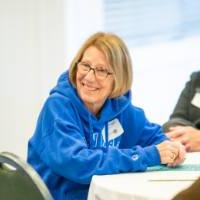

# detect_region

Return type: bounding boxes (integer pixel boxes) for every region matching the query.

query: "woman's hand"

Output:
[166,126,200,152]
[156,140,185,167]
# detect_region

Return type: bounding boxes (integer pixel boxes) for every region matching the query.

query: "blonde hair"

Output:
[69,32,133,98]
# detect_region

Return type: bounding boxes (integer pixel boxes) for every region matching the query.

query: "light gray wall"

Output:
[0,0,66,158]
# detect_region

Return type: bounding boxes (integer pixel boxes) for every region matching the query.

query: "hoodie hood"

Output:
[50,71,131,123]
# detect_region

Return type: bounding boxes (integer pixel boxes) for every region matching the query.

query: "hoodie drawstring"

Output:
[105,123,109,151]
[88,113,93,148]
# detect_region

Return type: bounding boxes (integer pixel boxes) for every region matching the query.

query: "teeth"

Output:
[82,83,97,91]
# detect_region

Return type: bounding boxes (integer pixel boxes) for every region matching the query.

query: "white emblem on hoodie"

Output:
[100,118,124,147]
[108,118,124,141]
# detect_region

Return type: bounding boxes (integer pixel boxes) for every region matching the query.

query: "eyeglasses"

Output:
[77,61,113,80]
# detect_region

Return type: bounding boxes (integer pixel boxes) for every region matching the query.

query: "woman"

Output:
[163,71,200,152]
[27,32,185,200]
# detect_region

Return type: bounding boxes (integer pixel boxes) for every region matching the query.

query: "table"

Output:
[88,152,200,200]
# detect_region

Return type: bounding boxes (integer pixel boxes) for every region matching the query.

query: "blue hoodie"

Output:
[27,72,167,200]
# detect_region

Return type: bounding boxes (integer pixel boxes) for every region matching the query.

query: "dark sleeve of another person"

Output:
[163,72,199,132]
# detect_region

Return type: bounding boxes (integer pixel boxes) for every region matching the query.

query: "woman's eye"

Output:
[83,63,90,67]
[97,68,107,73]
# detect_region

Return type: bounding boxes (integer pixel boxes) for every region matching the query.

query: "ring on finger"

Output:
[171,152,176,160]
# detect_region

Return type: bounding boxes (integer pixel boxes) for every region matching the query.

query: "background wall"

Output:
[1,0,200,158]
[0,0,66,158]
[132,37,200,123]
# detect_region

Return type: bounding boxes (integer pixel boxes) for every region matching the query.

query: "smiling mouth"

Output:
[82,82,99,91]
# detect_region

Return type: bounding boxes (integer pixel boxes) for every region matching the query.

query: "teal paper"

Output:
[148,164,200,172]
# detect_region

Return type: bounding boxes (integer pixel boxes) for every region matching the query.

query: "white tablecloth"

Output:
[88,152,200,200]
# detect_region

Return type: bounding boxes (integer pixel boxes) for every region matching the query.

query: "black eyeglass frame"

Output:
[76,61,113,80]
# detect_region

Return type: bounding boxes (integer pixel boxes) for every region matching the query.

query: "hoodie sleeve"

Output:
[31,95,161,185]
[121,105,168,147]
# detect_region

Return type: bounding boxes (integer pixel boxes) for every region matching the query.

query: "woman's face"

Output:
[76,46,114,115]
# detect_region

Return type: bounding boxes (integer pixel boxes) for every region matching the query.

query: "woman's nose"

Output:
[84,69,96,80]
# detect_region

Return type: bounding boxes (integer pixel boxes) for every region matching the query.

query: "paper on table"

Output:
[148,172,200,181]
[148,164,200,172]
[147,164,200,181]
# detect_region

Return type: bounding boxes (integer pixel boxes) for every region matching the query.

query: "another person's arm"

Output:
[166,126,200,152]
[163,72,200,152]
[163,73,195,132]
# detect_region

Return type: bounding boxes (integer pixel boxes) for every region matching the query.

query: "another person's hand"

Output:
[156,140,185,167]
[166,126,200,152]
